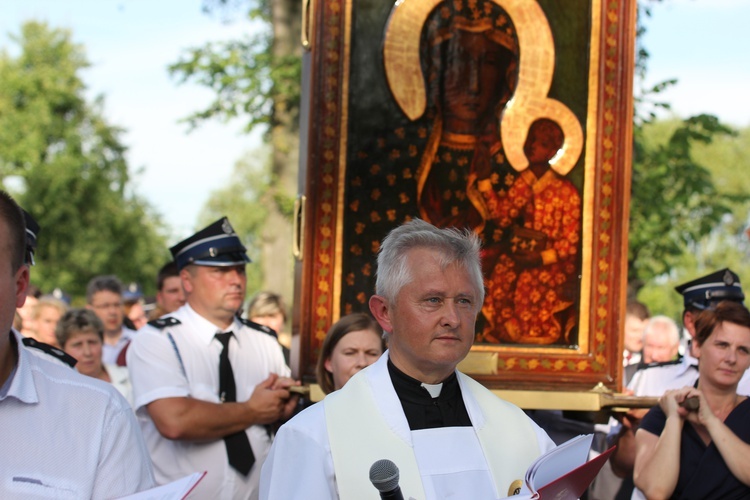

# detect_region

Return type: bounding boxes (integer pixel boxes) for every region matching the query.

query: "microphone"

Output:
[369,459,405,500]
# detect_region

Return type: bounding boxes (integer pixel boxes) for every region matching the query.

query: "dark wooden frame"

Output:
[292,0,636,392]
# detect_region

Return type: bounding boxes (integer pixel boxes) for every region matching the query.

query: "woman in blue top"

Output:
[634,301,750,499]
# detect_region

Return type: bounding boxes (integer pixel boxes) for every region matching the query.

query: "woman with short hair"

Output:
[634,301,750,498]
[57,308,133,407]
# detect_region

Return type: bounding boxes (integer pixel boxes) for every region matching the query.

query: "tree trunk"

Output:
[260,0,302,306]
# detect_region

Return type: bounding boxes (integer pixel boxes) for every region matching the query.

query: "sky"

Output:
[1,0,748,242]
[639,0,750,128]
[0,0,262,241]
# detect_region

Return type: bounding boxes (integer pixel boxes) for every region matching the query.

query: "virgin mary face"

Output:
[441,30,515,135]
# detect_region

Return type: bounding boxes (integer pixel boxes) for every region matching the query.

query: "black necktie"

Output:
[215,331,254,475]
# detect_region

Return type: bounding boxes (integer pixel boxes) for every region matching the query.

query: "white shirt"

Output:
[260,354,554,499]
[105,363,134,407]
[102,325,137,365]
[127,304,290,500]
[627,359,699,397]
[1,329,154,498]
[628,352,750,397]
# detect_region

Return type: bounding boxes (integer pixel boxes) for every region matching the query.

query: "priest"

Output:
[260,219,555,499]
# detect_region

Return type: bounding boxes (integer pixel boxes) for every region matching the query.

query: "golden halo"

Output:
[496,0,583,175]
[382,0,443,121]
[383,0,584,175]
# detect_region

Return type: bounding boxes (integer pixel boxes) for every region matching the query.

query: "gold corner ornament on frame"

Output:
[293,0,636,392]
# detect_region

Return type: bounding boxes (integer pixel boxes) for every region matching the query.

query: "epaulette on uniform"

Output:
[637,355,684,372]
[236,316,278,339]
[148,317,181,329]
[22,337,77,368]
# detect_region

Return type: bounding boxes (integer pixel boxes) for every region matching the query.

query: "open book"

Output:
[117,471,206,500]
[509,434,615,499]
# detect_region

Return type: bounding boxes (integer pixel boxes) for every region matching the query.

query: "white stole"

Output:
[324,356,542,499]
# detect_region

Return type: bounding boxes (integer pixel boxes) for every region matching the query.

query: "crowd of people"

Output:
[591,268,750,499]
[3,185,750,499]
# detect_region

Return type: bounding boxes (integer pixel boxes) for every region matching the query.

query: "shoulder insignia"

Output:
[236,316,278,338]
[639,355,684,371]
[148,317,182,329]
[22,337,77,368]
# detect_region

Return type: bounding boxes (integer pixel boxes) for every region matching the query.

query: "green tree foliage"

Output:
[167,0,300,134]
[169,0,302,302]
[629,115,737,285]
[627,2,750,310]
[0,21,169,299]
[635,121,750,319]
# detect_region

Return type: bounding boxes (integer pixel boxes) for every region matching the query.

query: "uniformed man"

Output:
[127,217,298,499]
[261,219,555,499]
[676,268,745,354]
[0,190,155,497]
[629,268,747,397]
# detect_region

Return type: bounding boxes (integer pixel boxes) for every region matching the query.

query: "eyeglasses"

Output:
[91,301,123,310]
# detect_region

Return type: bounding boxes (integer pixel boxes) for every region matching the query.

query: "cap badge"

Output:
[222,219,234,234]
[723,270,735,286]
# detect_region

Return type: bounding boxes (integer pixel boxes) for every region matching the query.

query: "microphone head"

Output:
[369,459,400,492]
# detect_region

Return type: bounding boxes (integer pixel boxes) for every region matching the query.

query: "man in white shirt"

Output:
[261,219,555,499]
[127,217,298,499]
[149,261,186,320]
[0,190,154,498]
[640,315,681,365]
[86,274,137,364]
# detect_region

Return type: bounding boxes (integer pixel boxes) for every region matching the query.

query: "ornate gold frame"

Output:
[292,0,636,392]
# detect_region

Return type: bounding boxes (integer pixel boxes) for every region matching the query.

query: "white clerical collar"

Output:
[421,382,443,398]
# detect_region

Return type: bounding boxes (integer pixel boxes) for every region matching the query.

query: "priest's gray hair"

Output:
[374,219,485,308]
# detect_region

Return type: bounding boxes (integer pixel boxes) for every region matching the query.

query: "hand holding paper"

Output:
[504,434,615,499]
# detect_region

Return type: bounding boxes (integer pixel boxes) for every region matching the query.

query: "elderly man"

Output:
[261,219,554,499]
[0,190,154,497]
[640,315,681,365]
[127,217,298,499]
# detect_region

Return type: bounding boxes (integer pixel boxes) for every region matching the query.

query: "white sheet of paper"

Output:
[116,471,206,500]
[525,434,593,490]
